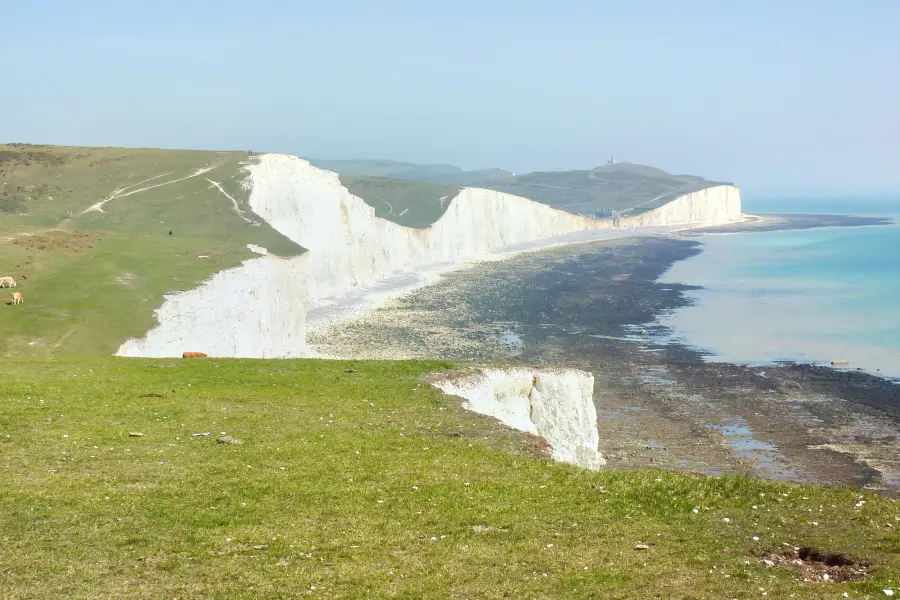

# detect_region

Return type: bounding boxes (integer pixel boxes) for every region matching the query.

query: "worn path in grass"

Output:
[0,145,302,356]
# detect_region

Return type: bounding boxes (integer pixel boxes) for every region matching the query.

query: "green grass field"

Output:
[306,158,514,186]
[481,163,729,217]
[310,157,728,221]
[0,144,302,356]
[340,175,461,228]
[0,358,897,599]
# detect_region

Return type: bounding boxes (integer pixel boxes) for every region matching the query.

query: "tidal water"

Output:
[658,197,900,379]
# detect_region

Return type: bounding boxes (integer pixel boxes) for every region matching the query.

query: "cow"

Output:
[0,277,16,288]
[182,351,208,358]
[10,292,23,305]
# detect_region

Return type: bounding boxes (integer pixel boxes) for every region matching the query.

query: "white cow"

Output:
[0,277,15,288]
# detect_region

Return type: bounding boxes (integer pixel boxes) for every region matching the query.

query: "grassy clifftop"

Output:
[0,145,732,355]
[0,357,897,599]
[482,163,730,216]
[339,175,461,229]
[312,158,729,223]
[0,144,301,356]
[306,157,513,186]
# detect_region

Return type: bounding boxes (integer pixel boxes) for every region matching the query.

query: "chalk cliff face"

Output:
[117,155,742,358]
[117,256,308,358]
[117,155,609,357]
[623,185,742,227]
[245,154,609,305]
[431,367,604,470]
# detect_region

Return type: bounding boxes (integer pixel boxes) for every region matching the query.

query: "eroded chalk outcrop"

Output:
[431,367,604,469]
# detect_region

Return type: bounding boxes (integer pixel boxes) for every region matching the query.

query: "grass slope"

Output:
[480,163,729,217]
[307,158,513,186]
[339,175,461,229]
[0,358,897,599]
[0,144,302,357]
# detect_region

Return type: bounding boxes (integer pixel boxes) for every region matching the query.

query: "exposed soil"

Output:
[311,234,900,494]
[3,229,104,254]
[757,546,869,583]
[0,147,71,169]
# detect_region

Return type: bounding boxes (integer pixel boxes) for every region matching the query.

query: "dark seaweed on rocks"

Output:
[314,234,900,492]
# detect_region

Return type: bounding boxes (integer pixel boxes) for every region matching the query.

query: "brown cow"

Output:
[10,292,23,305]
[183,351,208,358]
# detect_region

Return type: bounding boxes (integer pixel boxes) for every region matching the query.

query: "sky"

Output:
[3,0,898,195]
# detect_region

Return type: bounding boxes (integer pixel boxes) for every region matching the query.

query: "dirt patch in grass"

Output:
[88,154,138,168]
[0,183,56,215]
[6,230,105,255]
[0,148,71,170]
[758,546,869,583]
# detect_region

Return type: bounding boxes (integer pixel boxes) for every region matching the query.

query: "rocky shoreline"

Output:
[687,212,895,234]
[311,219,900,493]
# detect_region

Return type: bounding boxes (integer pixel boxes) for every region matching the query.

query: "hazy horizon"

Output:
[3,0,898,196]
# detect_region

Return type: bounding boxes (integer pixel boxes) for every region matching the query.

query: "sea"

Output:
[657,197,900,380]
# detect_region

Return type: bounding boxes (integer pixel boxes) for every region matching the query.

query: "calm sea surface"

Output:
[658,197,900,379]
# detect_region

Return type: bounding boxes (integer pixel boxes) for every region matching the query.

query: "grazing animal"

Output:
[183,351,208,358]
[0,277,16,288]
[10,292,23,305]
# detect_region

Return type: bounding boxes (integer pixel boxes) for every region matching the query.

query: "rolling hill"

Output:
[338,175,461,229]
[305,157,514,186]
[479,163,731,217]
[308,158,729,223]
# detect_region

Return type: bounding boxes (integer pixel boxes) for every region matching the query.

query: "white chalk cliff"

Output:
[431,367,604,469]
[117,256,307,358]
[623,185,742,227]
[244,155,609,305]
[118,154,742,358]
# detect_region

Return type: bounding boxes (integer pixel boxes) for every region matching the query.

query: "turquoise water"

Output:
[659,198,900,379]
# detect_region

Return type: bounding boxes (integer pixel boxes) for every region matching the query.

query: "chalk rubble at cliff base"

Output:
[117,154,743,358]
[430,367,604,470]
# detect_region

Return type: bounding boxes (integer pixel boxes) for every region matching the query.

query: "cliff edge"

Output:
[118,154,742,358]
[430,367,604,470]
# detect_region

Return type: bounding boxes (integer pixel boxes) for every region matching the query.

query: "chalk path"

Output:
[82,167,213,214]
[206,179,256,225]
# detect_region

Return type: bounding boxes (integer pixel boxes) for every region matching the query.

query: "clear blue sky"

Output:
[3,0,898,194]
